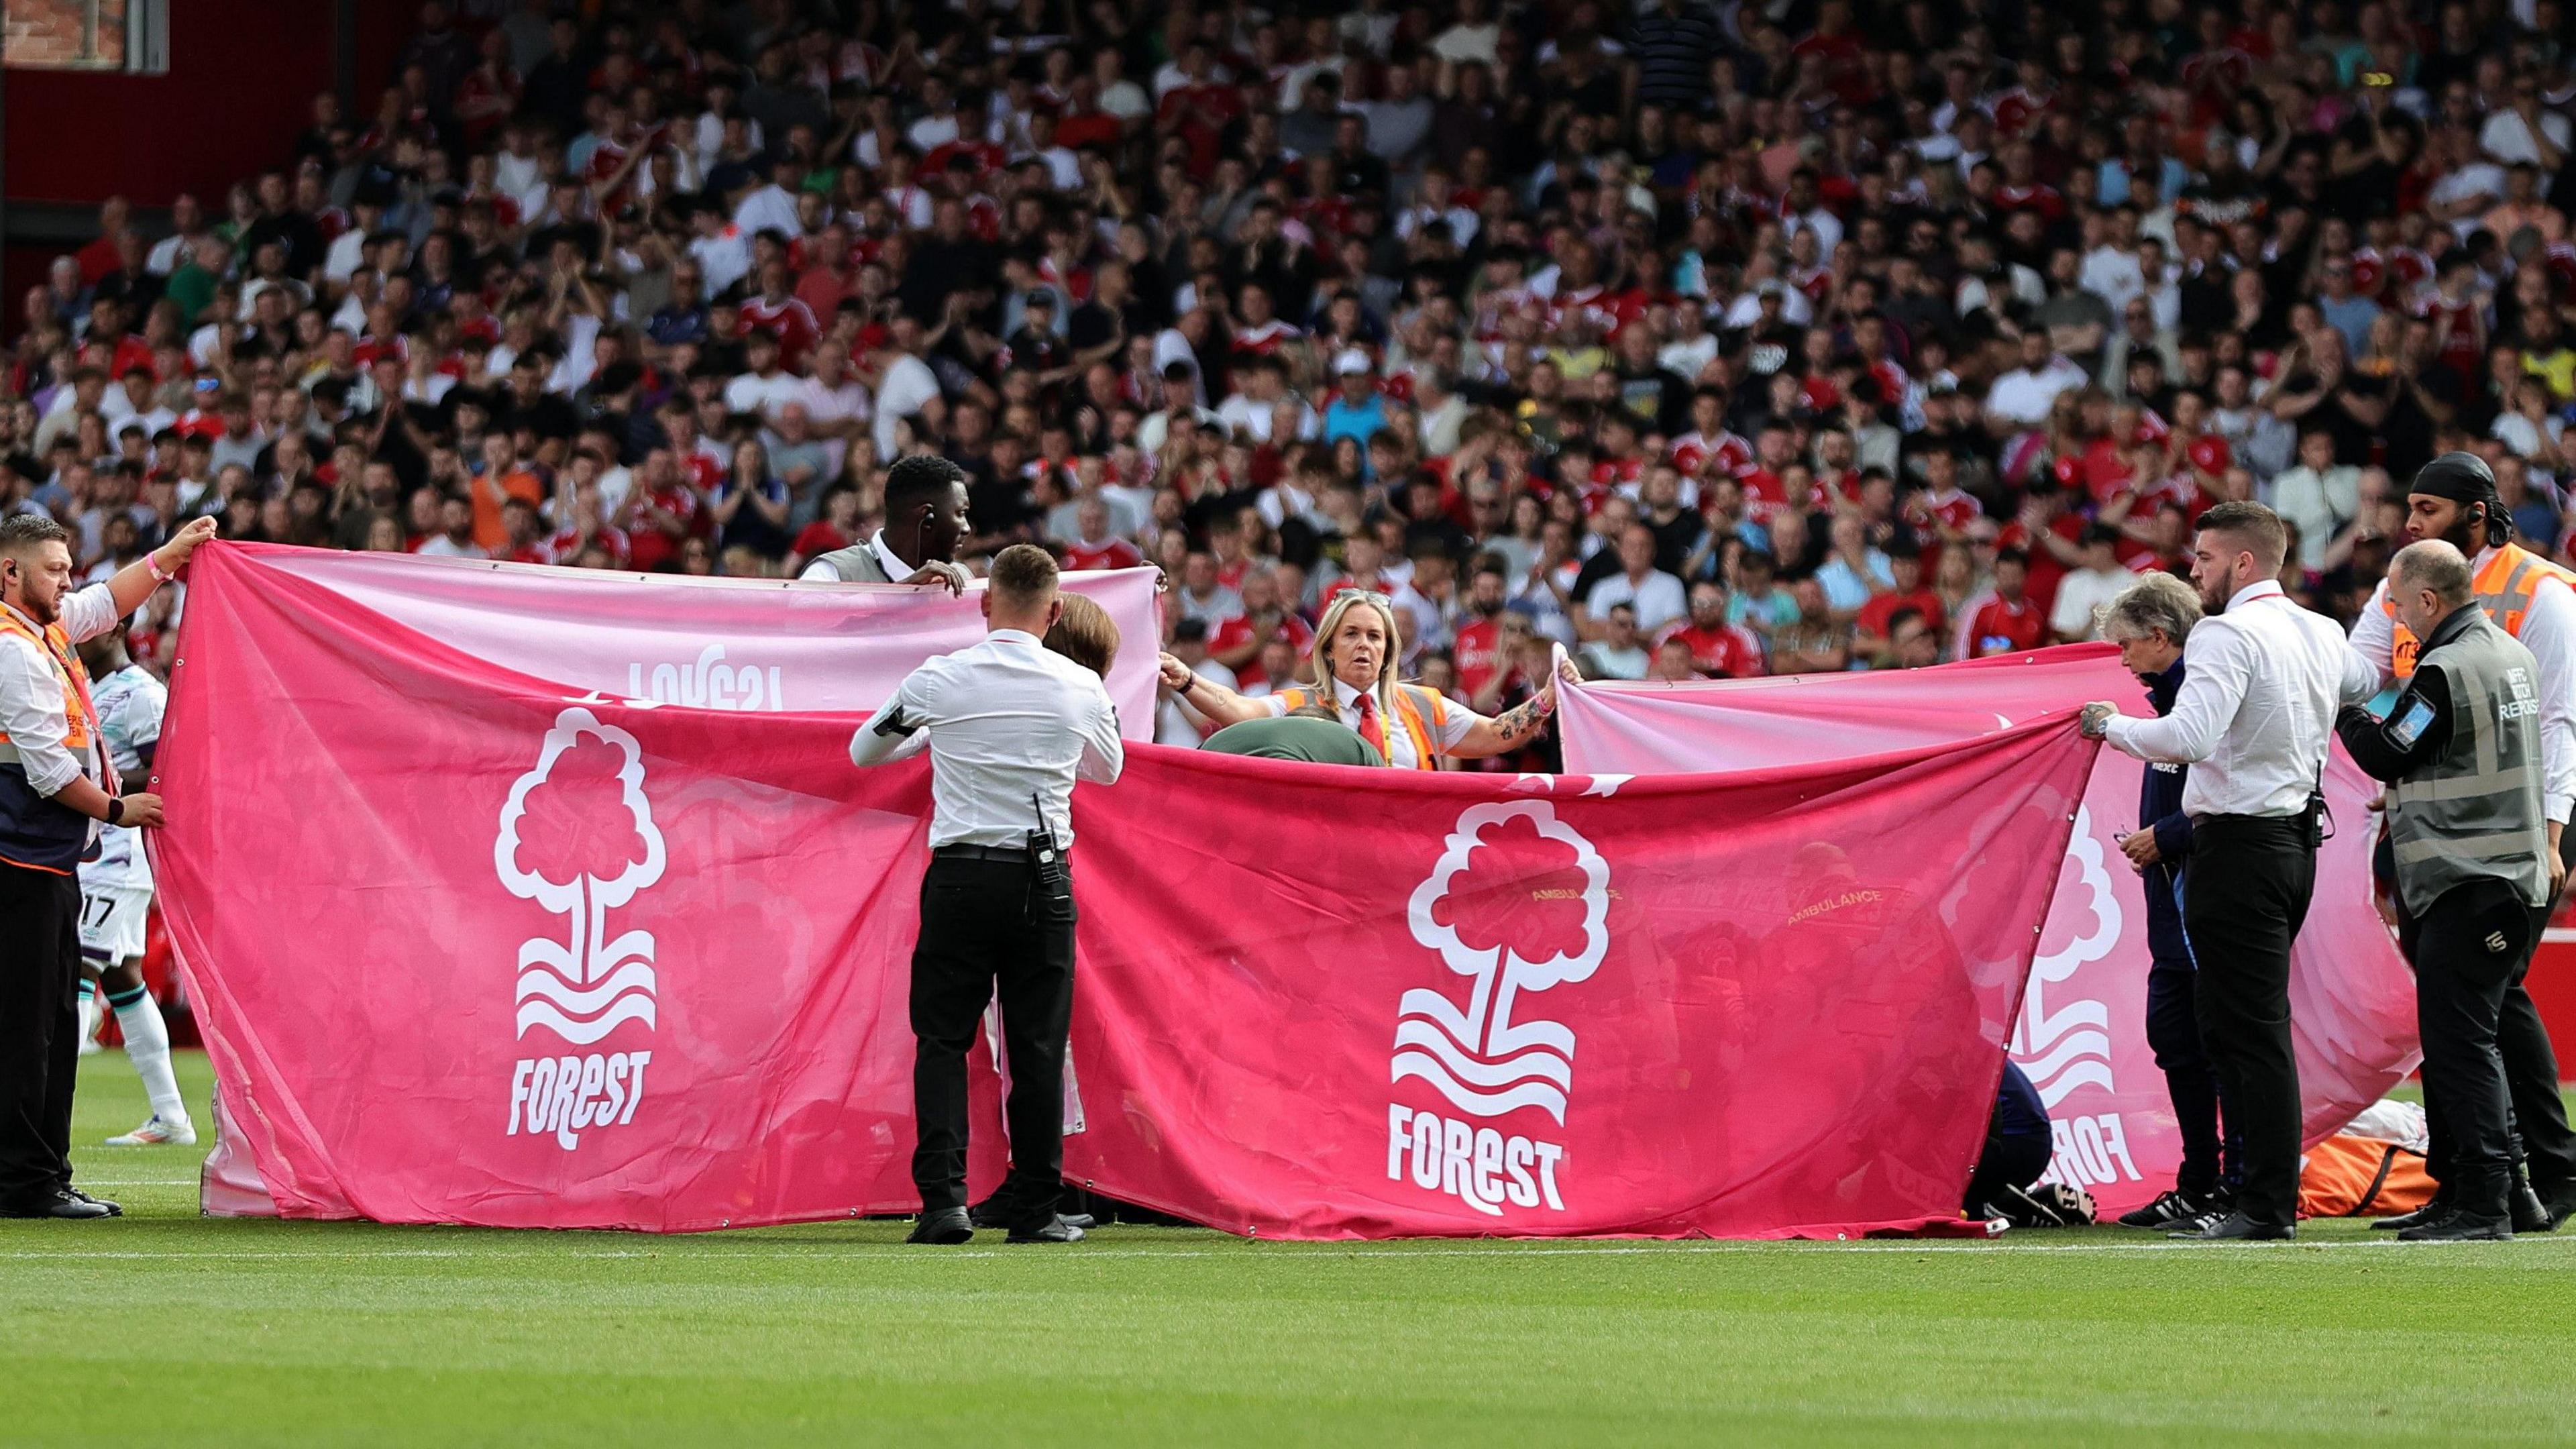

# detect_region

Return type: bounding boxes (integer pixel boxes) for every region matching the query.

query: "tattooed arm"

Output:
[1446,658,1579,759]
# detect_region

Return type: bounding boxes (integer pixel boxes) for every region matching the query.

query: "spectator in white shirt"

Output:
[1577,602,1654,680]
[414,494,489,558]
[1578,523,1688,638]
[870,321,945,462]
[2478,78,2571,167]
[722,333,804,420]
[2049,525,2137,641]
[2267,429,2363,571]
[1984,330,2091,430]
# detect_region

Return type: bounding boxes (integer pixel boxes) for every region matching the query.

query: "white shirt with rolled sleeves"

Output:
[851,629,1124,849]
[0,585,124,851]
[2102,580,2379,818]
[2349,548,2576,825]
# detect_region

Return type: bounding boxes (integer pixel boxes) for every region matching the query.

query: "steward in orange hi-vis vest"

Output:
[1267,682,1446,769]
[2355,452,2576,1228]
[1156,591,1576,770]
[2384,540,2576,680]
[0,604,101,873]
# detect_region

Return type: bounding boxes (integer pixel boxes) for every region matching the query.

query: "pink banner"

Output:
[209,543,1165,735]
[1557,646,2421,1218]
[160,543,2100,1237]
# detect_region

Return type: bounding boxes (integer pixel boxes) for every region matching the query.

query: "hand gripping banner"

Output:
[1556,645,2421,1220]
[156,544,2100,1236]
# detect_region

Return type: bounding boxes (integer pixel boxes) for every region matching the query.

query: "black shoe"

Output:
[2400,1209,2512,1242]
[969,1198,1097,1232]
[2373,1197,2454,1231]
[65,1188,121,1218]
[2538,1179,2576,1231]
[2116,1188,2212,1229]
[2169,1210,2294,1241]
[904,1208,973,1244]
[0,1189,115,1220]
[2512,1183,2554,1234]
[1006,1214,1086,1243]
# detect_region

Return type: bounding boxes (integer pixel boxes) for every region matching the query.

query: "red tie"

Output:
[1354,693,1389,761]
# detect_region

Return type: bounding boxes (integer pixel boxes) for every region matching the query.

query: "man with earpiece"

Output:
[2348,451,2576,1234]
[0,511,214,1220]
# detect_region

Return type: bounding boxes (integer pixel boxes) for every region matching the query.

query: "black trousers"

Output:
[2145,963,2240,1199]
[909,852,1075,1226]
[2398,878,2532,1217]
[1964,1118,2054,1216]
[2504,828,2576,1193]
[0,863,81,1207]
[2180,814,2316,1228]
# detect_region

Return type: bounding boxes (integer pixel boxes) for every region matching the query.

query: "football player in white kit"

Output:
[72,627,192,1145]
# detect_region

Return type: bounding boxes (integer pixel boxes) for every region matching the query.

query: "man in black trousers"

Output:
[2347,452,2576,1228]
[852,533,1125,1244]
[2335,540,2554,1240]
[2100,571,2243,1230]
[2082,503,2379,1240]
[0,513,211,1220]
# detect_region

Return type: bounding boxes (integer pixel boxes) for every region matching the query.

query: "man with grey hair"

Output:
[2080,501,2379,1240]
[2337,540,2554,1240]
[2098,570,2241,1229]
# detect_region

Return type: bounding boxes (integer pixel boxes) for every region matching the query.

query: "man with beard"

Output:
[2081,502,2378,1240]
[0,513,212,1220]
[2347,452,2576,1231]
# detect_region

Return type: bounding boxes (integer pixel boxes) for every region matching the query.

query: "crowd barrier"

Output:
[160,544,2098,1237]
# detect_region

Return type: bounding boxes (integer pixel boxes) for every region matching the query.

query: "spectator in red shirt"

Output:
[1061,496,1145,572]
[1657,580,1769,679]
[1854,551,1945,659]
[1953,549,2047,659]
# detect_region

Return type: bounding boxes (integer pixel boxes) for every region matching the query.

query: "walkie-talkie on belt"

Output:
[1027,792,1073,907]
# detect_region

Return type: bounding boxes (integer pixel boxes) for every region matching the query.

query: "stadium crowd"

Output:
[11,0,2576,766]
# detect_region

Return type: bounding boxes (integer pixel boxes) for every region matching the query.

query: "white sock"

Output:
[109,987,187,1124]
[76,983,98,1049]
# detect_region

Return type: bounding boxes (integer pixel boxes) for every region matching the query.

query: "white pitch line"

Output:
[4,1236,2572,1263]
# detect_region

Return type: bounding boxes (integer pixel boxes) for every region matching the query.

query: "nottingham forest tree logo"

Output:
[495,707,666,1150]
[1387,800,1608,1216]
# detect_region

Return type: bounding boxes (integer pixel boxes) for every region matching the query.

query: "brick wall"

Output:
[3,0,127,70]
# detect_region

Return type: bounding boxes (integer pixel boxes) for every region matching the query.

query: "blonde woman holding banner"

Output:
[1158,590,1570,769]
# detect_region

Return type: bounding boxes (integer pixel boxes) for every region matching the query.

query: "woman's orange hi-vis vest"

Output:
[2385,541,2576,679]
[1271,683,1446,769]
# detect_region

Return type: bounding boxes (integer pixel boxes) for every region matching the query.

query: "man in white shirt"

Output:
[2479,81,2572,168]
[0,513,209,1220]
[1578,523,1688,637]
[792,347,871,479]
[722,331,804,421]
[2049,525,2136,642]
[145,193,206,276]
[1984,330,2091,431]
[2345,453,2576,1224]
[869,321,945,462]
[2082,501,2378,1240]
[852,544,1123,1246]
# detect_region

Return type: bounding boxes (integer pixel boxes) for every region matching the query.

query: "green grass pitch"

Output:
[5,1051,2575,1446]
